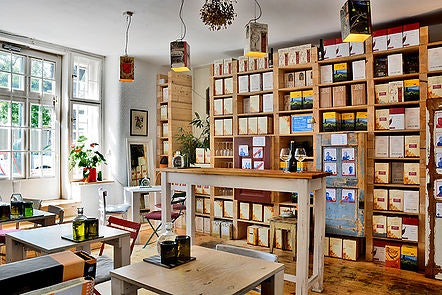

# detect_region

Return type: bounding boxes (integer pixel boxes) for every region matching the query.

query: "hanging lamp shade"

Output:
[119,56,135,82]
[340,0,372,43]
[170,40,191,72]
[244,22,268,58]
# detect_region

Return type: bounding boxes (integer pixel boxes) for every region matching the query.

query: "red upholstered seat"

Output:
[143,210,180,220]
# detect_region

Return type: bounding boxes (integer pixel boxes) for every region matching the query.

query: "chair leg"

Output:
[143,220,162,248]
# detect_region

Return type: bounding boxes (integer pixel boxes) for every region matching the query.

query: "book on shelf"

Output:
[388,189,404,211]
[375,136,389,158]
[428,75,442,98]
[404,79,420,101]
[389,136,404,158]
[387,53,403,76]
[373,189,388,210]
[375,109,390,130]
[391,162,404,184]
[387,26,403,50]
[405,135,420,157]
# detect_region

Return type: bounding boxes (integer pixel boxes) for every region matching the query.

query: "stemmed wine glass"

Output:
[294,148,307,172]
[280,148,291,173]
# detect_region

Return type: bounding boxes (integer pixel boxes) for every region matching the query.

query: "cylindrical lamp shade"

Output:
[340,0,372,42]
[171,41,191,72]
[244,22,268,58]
[119,56,135,82]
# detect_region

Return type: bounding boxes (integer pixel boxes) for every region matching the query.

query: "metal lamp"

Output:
[340,0,372,43]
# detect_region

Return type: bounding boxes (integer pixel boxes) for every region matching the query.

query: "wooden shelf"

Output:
[372,45,420,56]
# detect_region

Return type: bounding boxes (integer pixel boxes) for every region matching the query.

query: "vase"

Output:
[83,167,97,182]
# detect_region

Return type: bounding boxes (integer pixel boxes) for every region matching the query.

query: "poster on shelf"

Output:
[342,162,356,176]
[326,188,336,202]
[435,111,442,129]
[239,145,249,156]
[341,148,355,161]
[252,147,263,159]
[242,158,252,169]
[323,148,337,161]
[341,189,356,203]
[323,162,337,175]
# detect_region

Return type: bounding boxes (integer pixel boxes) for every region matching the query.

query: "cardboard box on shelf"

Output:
[323,39,336,60]
[257,116,272,135]
[350,42,365,56]
[221,221,233,239]
[294,71,306,87]
[402,23,420,47]
[249,95,261,113]
[223,200,234,218]
[320,87,332,108]
[247,225,260,245]
[258,226,270,247]
[213,200,224,218]
[375,135,389,158]
[390,162,404,184]
[238,75,249,93]
[333,62,349,82]
[402,217,418,242]
[387,26,403,50]
[375,108,389,130]
[403,190,419,213]
[428,75,442,98]
[405,107,420,130]
[290,91,303,110]
[351,83,366,105]
[375,83,389,104]
[385,243,401,269]
[405,135,420,158]
[388,80,404,103]
[373,214,387,237]
[262,71,273,91]
[284,72,295,88]
[195,198,204,213]
[239,202,250,220]
[214,79,224,96]
[388,189,404,211]
[322,112,340,132]
[213,99,224,116]
[341,112,355,131]
[403,162,420,185]
[223,97,233,114]
[238,117,248,135]
[248,117,258,135]
[195,216,204,233]
[262,93,273,112]
[401,244,418,271]
[212,220,222,238]
[373,240,387,263]
[252,203,263,222]
[372,29,387,52]
[238,56,249,73]
[320,64,333,84]
[374,162,390,184]
[428,47,442,71]
[302,90,314,109]
[249,73,262,92]
[203,198,211,214]
[213,59,224,76]
[223,58,233,75]
[279,116,291,135]
[224,77,233,94]
[342,239,360,261]
[389,135,404,158]
[404,79,420,101]
[223,118,233,136]
[373,189,388,210]
[335,38,350,58]
[356,111,367,132]
[387,53,403,76]
[389,107,405,130]
[203,217,211,234]
[387,216,402,239]
[329,237,342,258]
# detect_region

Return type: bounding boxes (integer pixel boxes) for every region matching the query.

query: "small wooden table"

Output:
[0,209,56,228]
[110,245,285,295]
[5,223,131,268]
[269,216,297,259]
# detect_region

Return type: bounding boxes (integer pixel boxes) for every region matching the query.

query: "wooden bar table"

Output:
[159,167,328,295]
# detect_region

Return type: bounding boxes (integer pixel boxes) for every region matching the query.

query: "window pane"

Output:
[31,104,39,128]
[12,74,24,91]
[42,129,54,151]
[30,129,40,150]
[0,100,9,126]
[43,79,54,94]
[42,151,54,177]
[0,72,10,89]
[72,103,99,142]
[12,55,24,74]
[42,106,54,128]
[0,127,9,150]
[30,77,41,93]
[0,52,10,71]
[11,102,24,127]
[31,58,42,77]
[43,61,55,79]
[12,151,25,177]
[0,152,10,178]
[12,128,25,151]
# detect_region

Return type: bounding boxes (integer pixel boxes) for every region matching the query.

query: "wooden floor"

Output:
[143,225,442,295]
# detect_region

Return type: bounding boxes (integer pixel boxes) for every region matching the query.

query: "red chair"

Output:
[93,216,141,294]
[142,191,186,248]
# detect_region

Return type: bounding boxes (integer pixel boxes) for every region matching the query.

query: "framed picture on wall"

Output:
[130,109,148,136]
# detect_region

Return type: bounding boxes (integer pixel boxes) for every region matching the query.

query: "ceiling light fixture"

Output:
[340,0,372,42]
[171,0,190,72]
[244,0,268,58]
[119,11,135,82]
[200,0,237,31]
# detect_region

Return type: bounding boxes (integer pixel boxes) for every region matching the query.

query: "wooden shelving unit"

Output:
[155,72,192,170]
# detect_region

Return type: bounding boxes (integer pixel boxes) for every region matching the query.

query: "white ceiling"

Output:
[1,0,442,67]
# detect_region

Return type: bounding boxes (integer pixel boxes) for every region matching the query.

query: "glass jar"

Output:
[156,222,177,254]
[10,193,24,219]
[72,208,87,241]
[23,201,34,218]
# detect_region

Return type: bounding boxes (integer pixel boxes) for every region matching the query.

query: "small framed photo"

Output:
[254,160,264,170]
[326,188,336,202]
[130,109,148,136]
[323,148,337,162]
[342,162,356,176]
[239,145,249,157]
[242,158,252,169]
[435,180,442,200]
[323,162,337,175]
[436,133,442,147]
[341,189,356,203]
[436,111,442,129]
[252,147,264,159]
[437,153,442,169]
[341,147,355,161]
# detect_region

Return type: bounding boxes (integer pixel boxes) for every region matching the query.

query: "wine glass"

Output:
[280,148,291,173]
[294,148,307,172]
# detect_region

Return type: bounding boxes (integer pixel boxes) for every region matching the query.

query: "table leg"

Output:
[269,221,275,253]
[260,268,284,295]
[6,237,24,263]
[161,173,172,227]
[124,190,135,222]
[111,277,138,295]
[291,224,296,260]
[296,180,310,295]
[185,184,195,241]
[112,235,131,268]
[311,179,326,293]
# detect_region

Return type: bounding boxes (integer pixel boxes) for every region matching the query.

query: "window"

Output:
[0,47,60,180]
[69,54,103,180]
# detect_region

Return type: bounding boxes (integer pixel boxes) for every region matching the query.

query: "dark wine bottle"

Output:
[289,140,297,172]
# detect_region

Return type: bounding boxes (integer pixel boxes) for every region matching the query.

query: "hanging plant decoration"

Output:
[200,0,237,31]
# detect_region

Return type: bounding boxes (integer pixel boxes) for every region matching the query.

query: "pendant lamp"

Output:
[340,0,372,42]
[120,11,135,82]
[244,0,268,58]
[171,0,191,72]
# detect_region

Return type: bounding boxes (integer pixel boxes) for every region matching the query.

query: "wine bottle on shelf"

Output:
[289,140,297,172]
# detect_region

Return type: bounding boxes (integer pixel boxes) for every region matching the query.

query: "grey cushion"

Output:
[94,255,114,284]
[105,203,130,214]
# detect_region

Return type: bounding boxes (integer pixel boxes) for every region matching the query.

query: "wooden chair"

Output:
[97,188,130,225]
[47,205,64,224]
[216,244,278,294]
[142,191,186,247]
[93,216,141,295]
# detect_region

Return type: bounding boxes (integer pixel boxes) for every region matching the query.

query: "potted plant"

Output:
[68,135,107,182]
[175,112,210,166]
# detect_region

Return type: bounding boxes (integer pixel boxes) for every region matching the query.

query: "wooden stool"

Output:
[269,216,297,259]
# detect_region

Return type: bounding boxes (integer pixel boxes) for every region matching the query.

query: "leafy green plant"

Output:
[175,112,210,165]
[68,135,106,170]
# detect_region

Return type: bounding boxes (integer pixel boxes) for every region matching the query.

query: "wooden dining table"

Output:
[5,222,131,268]
[110,245,285,295]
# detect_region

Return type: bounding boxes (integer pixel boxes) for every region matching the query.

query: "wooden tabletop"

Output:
[111,245,285,295]
[160,167,330,179]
